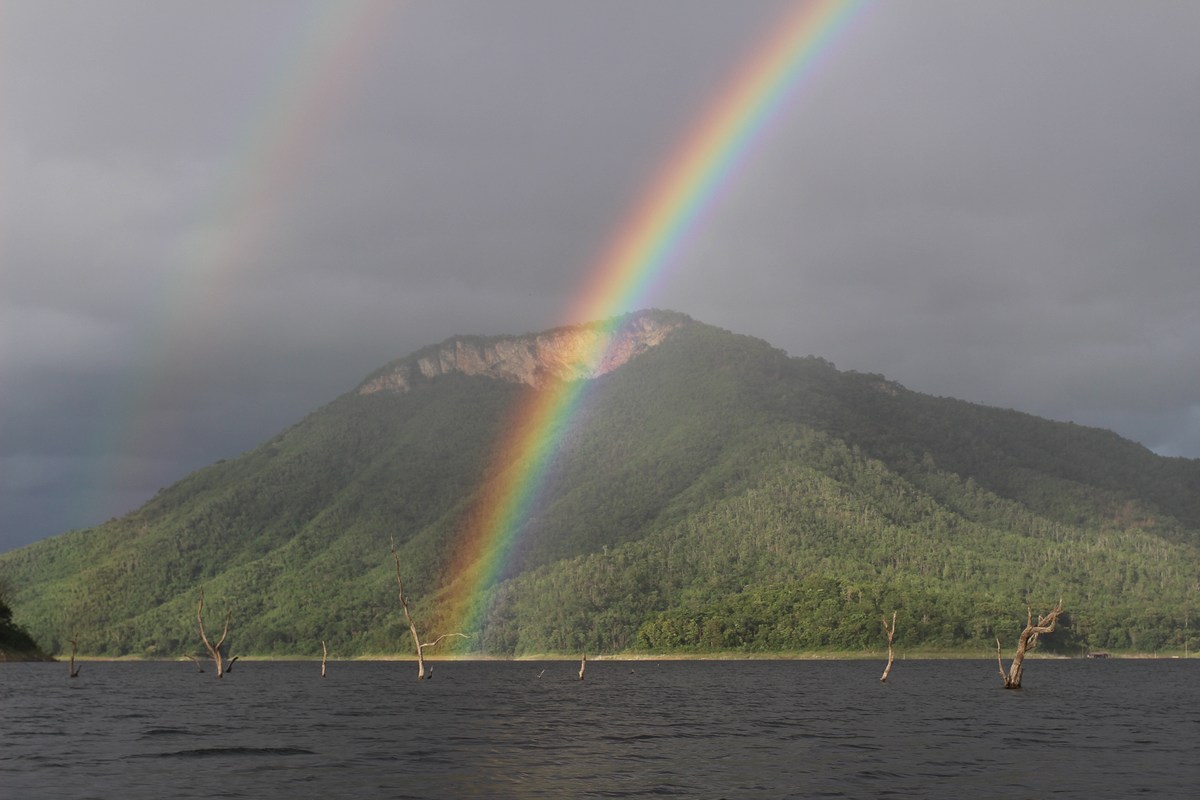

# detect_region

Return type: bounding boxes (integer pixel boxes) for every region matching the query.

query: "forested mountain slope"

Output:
[0,595,49,661]
[2,311,1196,657]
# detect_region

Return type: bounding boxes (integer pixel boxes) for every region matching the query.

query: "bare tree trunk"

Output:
[880,611,897,683]
[390,542,467,680]
[997,599,1064,689]
[68,635,81,679]
[321,640,328,678]
[579,652,587,681]
[391,543,428,679]
[197,589,233,678]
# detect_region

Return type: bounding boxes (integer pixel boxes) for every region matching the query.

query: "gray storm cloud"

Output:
[2,1,1198,550]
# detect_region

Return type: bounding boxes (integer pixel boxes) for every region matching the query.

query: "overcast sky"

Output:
[3,0,1199,553]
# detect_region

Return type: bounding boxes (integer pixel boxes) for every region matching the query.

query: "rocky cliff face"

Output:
[358,311,691,395]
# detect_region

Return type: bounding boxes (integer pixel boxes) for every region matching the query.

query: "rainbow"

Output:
[442,0,867,638]
[83,1,396,524]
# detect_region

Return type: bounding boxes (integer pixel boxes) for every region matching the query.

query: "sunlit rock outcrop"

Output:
[358,310,690,394]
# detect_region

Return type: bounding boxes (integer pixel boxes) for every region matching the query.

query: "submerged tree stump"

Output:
[880,612,897,683]
[996,598,1064,689]
[196,589,234,678]
[68,635,81,679]
[389,542,466,679]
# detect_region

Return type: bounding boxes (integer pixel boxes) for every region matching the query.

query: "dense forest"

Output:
[0,585,49,661]
[1,311,1196,659]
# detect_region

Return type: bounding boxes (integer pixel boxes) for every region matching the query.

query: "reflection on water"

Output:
[2,659,1197,799]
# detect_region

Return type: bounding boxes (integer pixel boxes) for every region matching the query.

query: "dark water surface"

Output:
[2,659,1197,798]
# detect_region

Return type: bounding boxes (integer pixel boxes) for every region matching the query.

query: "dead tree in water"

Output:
[880,612,897,683]
[68,635,81,679]
[196,589,236,678]
[996,599,1064,689]
[321,640,328,678]
[578,653,587,681]
[389,542,466,680]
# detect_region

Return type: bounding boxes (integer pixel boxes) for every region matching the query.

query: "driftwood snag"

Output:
[321,640,328,678]
[68,635,81,679]
[579,653,587,681]
[996,598,1064,689]
[880,612,897,683]
[197,589,235,678]
[389,542,466,680]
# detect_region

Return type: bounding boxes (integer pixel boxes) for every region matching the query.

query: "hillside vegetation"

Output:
[0,592,50,661]
[2,312,1197,658]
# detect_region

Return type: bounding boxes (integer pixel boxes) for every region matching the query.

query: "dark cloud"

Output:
[3,1,1199,551]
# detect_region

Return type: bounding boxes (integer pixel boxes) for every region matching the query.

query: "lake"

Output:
[2,658,1196,799]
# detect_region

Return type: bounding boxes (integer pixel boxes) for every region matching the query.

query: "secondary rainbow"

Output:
[81,2,396,524]
[442,0,868,636]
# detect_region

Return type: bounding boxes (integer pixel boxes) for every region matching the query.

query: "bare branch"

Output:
[214,612,231,653]
[421,633,468,650]
[197,589,212,653]
[1034,597,1065,632]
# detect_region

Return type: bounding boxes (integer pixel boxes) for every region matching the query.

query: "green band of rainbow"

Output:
[442,0,868,638]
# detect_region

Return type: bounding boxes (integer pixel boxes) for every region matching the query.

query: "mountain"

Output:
[2,310,1197,658]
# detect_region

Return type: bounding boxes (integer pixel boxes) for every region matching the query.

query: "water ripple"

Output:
[1,659,1197,799]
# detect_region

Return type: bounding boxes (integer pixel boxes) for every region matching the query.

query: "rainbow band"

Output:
[444,0,868,638]
[84,2,395,524]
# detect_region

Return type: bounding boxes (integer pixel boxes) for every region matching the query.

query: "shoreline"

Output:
[29,650,1195,664]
